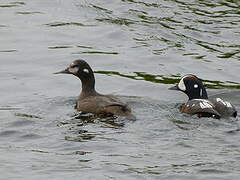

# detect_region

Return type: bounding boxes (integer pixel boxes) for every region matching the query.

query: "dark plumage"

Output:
[169,74,237,119]
[55,59,135,120]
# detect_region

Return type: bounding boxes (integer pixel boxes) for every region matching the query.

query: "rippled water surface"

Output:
[0,0,240,179]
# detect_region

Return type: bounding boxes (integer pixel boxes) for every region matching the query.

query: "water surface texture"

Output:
[0,0,240,179]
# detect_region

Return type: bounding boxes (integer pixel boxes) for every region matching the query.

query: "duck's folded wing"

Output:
[211,98,237,118]
[77,96,135,120]
[96,97,135,119]
[180,99,221,119]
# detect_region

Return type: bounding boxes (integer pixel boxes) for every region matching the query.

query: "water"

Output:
[0,0,240,179]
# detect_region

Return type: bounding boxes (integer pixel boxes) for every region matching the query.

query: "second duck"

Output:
[169,74,237,119]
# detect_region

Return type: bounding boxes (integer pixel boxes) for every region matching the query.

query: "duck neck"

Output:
[188,87,208,100]
[79,74,97,98]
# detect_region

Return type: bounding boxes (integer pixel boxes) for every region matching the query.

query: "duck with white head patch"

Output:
[169,74,237,119]
[54,59,136,120]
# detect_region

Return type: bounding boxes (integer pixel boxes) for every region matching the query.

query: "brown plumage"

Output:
[55,59,135,120]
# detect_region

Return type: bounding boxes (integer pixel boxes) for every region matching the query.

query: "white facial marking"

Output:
[83,68,89,73]
[216,98,232,108]
[178,77,186,91]
[194,84,198,88]
[69,66,79,74]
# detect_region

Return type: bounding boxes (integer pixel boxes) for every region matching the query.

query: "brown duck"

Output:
[55,59,135,120]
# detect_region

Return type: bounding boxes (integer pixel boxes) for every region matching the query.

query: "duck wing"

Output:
[210,98,237,118]
[77,95,135,120]
[180,99,221,119]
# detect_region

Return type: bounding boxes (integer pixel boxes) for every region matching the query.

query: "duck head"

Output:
[54,59,96,92]
[169,74,208,100]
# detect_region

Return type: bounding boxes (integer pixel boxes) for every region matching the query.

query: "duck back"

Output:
[76,94,135,120]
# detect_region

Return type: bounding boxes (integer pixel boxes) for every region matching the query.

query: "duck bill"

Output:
[168,84,179,90]
[53,69,70,74]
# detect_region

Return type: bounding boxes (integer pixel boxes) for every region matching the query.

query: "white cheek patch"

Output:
[216,98,232,108]
[194,84,198,88]
[69,67,79,74]
[83,68,89,73]
[178,77,186,91]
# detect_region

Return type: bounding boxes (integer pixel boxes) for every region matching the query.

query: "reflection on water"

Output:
[0,50,17,53]
[59,112,127,142]
[0,107,20,110]
[95,71,240,89]
[14,113,43,119]
[48,45,73,49]
[16,11,43,15]
[91,0,240,60]
[96,17,136,26]
[73,50,119,55]
[45,22,92,27]
[0,2,25,8]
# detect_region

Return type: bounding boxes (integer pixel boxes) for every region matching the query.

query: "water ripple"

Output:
[73,51,119,55]
[86,0,240,61]
[1,0,240,179]
[45,22,94,27]
[95,71,240,89]
[0,2,25,8]
[16,11,43,15]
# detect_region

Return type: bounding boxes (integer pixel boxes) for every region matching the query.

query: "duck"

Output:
[54,59,136,120]
[169,74,237,119]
